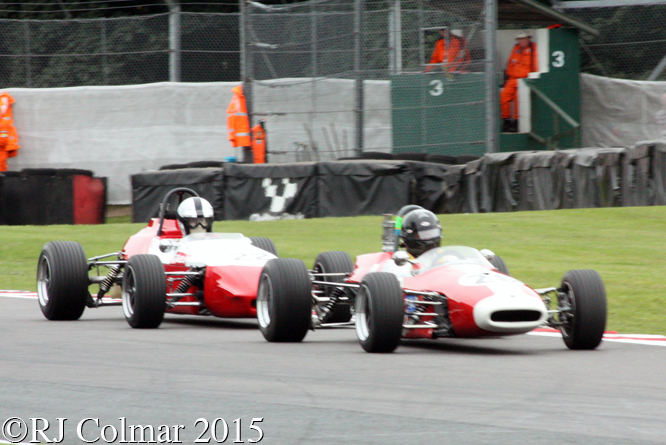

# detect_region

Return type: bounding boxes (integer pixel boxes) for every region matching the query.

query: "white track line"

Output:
[0,291,120,303]
[528,329,666,346]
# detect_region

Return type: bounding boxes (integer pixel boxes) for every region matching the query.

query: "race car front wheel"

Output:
[37,241,89,321]
[122,254,167,329]
[355,272,404,353]
[249,237,278,257]
[313,251,354,323]
[559,269,607,350]
[490,255,510,275]
[257,258,311,342]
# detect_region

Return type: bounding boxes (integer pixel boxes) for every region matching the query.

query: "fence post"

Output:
[24,22,31,88]
[484,0,498,153]
[101,20,108,85]
[241,1,253,123]
[389,0,402,75]
[354,0,364,156]
[311,0,317,155]
[166,0,181,82]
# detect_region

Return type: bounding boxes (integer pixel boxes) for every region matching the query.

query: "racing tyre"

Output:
[559,269,607,350]
[355,272,404,353]
[490,255,510,275]
[122,255,167,329]
[249,237,278,256]
[313,251,354,323]
[37,241,89,320]
[257,258,312,342]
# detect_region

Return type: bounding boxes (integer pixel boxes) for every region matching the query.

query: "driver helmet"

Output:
[401,209,442,257]
[176,197,214,235]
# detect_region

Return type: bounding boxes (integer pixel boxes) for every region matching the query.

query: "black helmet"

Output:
[401,209,442,257]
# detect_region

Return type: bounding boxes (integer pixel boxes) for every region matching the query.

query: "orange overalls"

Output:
[425,36,471,73]
[226,85,251,147]
[500,42,538,119]
[0,92,20,171]
[251,123,266,164]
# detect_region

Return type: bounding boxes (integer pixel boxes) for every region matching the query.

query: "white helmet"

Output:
[176,197,214,235]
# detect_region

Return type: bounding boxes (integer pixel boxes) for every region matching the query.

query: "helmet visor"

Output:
[416,228,441,241]
[186,217,213,229]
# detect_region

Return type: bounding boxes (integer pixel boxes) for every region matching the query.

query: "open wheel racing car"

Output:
[37,188,278,328]
[256,205,607,353]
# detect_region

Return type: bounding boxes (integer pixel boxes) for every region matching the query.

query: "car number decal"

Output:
[458,272,528,298]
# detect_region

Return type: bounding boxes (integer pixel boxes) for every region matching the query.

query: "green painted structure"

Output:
[391,27,581,155]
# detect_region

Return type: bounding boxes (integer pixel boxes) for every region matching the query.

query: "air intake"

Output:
[491,310,542,323]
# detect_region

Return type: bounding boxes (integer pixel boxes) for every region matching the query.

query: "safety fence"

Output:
[245,0,489,159]
[0,13,240,87]
[561,2,666,81]
[3,3,666,166]
[130,142,666,222]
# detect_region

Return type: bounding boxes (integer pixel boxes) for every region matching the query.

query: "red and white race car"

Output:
[257,206,607,353]
[37,188,277,328]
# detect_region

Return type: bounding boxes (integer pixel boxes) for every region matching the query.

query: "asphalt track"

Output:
[2,295,666,445]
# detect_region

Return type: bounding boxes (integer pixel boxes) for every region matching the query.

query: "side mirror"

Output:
[480,249,496,262]
[392,250,412,266]
[159,239,174,253]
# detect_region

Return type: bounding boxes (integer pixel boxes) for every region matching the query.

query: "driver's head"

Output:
[176,197,214,235]
[401,209,442,257]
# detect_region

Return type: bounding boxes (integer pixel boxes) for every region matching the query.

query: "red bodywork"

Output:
[120,218,269,319]
[348,249,546,340]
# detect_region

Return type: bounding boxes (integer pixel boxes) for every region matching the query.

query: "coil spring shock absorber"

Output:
[320,286,346,323]
[171,269,204,302]
[96,264,121,301]
[175,274,199,294]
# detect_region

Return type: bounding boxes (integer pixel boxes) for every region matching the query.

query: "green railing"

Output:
[525,82,581,150]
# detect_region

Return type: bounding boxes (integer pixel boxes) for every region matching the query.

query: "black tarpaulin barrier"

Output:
[463,158,484,214]
[572,149,601,209]
[596,148,625,208]
[514,151,556,211]
[0,169,106,225]
[19,169,75,224]
[159,160,224,171]
[553,150,576,210]
[0,172,21,225]
[480,152,518,213]
[403,161,450,213]
[440,165,465,214]
[317,161,411,217]
[131,168,224,223]
[224,162,317,221]
[653,143,666,206]
[622,143,653,207]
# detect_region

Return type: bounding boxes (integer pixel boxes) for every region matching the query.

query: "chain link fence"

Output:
[246,0,489,162]
[3,2,666,161]
[560,2,666,81]
[0,12,239,87]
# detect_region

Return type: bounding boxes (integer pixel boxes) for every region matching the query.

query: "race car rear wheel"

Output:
[559,269,607,350]
[37,241,89,321]
[249,237,278,257]
[355,272,404,353]
[122,254,167,329]
[490,255,510,275]
[257,258,311,342]
[313,251,354,323]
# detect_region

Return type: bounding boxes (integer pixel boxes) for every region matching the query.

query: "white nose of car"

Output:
[473,290,548,334]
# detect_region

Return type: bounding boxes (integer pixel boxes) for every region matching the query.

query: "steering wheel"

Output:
[156,187,200,236]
